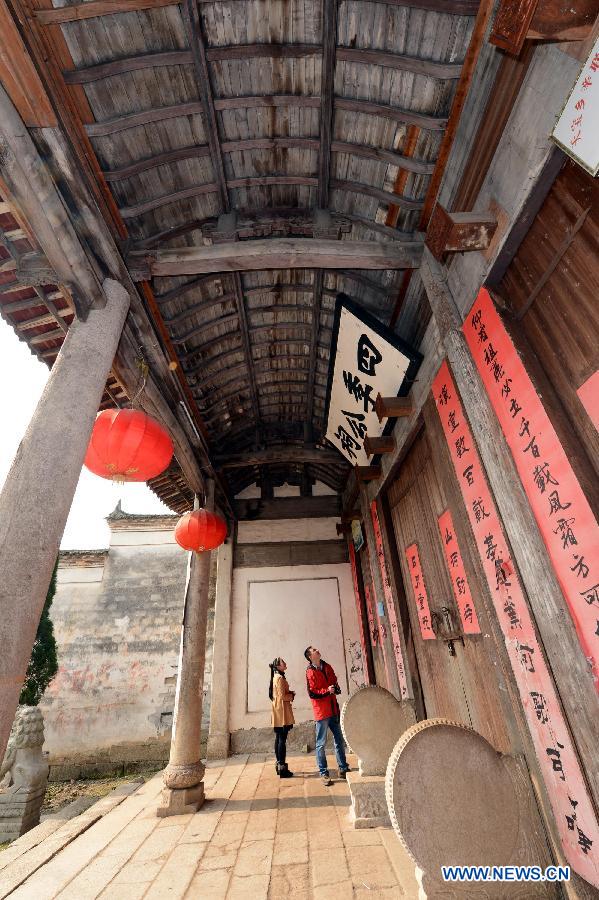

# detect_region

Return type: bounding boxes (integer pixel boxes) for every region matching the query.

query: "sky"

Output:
[0,321,171,550]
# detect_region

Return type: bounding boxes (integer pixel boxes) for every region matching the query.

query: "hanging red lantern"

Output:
[175,509,227,552]
[84,409,173,483]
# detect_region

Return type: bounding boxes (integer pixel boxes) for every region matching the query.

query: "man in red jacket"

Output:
[304,645,349,786]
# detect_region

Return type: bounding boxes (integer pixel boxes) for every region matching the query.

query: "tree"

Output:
[19,559,59,706]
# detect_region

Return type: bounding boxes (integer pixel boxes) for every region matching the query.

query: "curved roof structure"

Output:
[0,0,482,508]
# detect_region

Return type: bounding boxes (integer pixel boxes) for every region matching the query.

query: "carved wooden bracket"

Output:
[375,394,413,423]
[364,434,396,456]
[425,203,498,261]
[355,464,382,482]
[489,0,596,56]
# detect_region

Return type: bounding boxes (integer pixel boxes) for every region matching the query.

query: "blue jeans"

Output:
[315,715,348,775]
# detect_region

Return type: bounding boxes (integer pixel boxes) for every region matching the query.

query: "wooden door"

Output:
[388,424,512,753]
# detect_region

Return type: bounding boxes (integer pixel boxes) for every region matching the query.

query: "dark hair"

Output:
[304,646,312,662]
[268,657,283,701]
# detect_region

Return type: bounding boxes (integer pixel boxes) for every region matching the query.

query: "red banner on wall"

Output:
[464,288,598,690]
[348,541,371,685]
[433,359,599,888]
[405,543,436,640]
[438,509,481,634]
[370,500,409,697]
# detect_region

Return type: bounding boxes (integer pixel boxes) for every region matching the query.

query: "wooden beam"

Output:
[85,102,203,137]
[63,51,193,83]
[234,540,348,568]
[234,495,341,520]
[0,0,56,127]
[375,394,414,422]
[128,239,423,277]
[489,0,595,54]
[214,447,343,469]
[119,183,219,219]
[163,292,236,327]
[318,0,337,208]
[363,435,396,455]
[425,203,498,260]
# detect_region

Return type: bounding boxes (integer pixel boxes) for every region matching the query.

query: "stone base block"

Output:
[0,785,47,843]
[156,782,205,818]
[346,772,390,829]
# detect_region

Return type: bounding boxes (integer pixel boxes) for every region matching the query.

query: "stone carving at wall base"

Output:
[0,706,49,843]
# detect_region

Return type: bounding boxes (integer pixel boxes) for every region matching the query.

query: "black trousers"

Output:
[274,725,292,765]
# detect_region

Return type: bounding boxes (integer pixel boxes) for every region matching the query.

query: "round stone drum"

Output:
[341,685,416,776]
[385,718,520,872]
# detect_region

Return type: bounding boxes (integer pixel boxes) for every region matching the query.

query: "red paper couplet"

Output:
[364,584,379,648]
[437,509,481,635]
[433,359,599,888]
[348,542,371,685]
[464,288,598,690]
[405,543,436,640]
[370,500,409,697]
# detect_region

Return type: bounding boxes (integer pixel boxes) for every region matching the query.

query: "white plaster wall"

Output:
[229,562,365,732]
[237,518,339,544]
[109,527,177,547]
[58,566,105,585]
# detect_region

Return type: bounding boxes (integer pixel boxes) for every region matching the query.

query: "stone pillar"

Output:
[207,539,233,760]
[0,280,130,762]
[157,482,214,817]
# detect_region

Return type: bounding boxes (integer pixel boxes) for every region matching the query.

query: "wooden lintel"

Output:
[355,465,382,482]
[127,239,422,278]
[0,0,56,127]
[363,434,396,456]
[375,394,414,422]
[425,203,498,261]
[214,446,343,469]
[234,495,341,521]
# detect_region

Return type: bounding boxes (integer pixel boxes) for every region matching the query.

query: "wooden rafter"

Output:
[35,0,478,25]
[84,97,446,137]
[215,447,342,469]
[128,239,423,277]
[117,176,423,219]
[64,46,462,83]
[103,139,434,184]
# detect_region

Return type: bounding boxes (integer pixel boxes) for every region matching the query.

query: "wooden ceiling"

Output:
[1,0,483,508]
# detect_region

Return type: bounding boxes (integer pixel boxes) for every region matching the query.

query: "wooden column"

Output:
[420,247,599,810]
[158,482,215,816]
[358,487,401,699]
[0,279,130,761]
[206,537,234,760]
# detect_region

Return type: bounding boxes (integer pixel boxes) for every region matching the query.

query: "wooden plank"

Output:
[318,0,337,208]
[0,0,56,126]
[119,183,219,219]
[364,435,396,455]
[85,102,203,137]
[332,179,423,211]
[128,239,423,277]
[355,465,382,482]
[214,95,321,111]
[234,495,341,520]
[234,540,348,568]
[332,140,434,175]
[335,98,447,130]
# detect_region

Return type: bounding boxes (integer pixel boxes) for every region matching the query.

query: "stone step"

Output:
[0,780,145,898]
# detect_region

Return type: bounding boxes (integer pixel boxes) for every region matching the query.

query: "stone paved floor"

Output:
[1,754,419,899]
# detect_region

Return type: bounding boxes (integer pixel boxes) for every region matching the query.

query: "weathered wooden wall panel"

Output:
[497,160,599,483]
[233,539,347,567]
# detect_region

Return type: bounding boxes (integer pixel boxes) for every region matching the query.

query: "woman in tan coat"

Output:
[269,657,295,778]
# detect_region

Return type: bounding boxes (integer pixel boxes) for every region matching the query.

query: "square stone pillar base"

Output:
[0,783,47,842]
[156,782,205,818]
[346,772,390,829]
